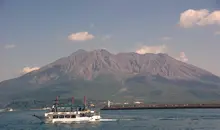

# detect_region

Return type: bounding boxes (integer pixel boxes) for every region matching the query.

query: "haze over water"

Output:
[1,109,220,130]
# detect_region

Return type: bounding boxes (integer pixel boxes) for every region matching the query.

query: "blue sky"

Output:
[1,0,220,81]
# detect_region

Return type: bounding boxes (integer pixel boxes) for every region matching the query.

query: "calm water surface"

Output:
[1,109,220,130]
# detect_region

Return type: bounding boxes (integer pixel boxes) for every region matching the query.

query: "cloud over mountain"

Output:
[22,67,40,74]
[176,52,188,62]
[68,32,94,41]
[136,44,167,54]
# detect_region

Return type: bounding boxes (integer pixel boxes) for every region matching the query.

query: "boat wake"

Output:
[100,119,118,122]
[100,118,135,122]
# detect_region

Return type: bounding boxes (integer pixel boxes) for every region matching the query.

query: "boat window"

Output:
[87,113,92,117]
[80,113,86,117]
[59,115,64,118]
[53,115,58,119]
[71,115,76,118]
[65,115,70,118]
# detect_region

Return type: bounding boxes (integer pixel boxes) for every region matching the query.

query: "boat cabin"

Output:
[52,114,77,119]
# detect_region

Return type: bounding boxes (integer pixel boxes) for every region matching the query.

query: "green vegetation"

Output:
[6,98,83,109]
[1,74,220,109]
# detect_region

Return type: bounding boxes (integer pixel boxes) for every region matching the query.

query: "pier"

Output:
[101,103,220,110]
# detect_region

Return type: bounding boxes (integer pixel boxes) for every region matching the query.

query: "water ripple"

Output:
[1,109,220,130]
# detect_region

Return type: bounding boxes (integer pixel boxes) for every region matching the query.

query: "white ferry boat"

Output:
[5,108,13,112]
[33,96,101,123]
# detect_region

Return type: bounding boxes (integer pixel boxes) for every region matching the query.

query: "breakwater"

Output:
[101,103,220,110]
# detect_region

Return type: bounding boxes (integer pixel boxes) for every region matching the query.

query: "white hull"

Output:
[8,109,13,112]
[46,115,101,123]
[33,114,101,124]
[37,111,101,124]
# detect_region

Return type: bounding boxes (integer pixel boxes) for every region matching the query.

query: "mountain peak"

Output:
[1,49,220,105]
[26,49,219,81]
[41,49,217,81]
[70,49,87,56]
[92,48,109,52]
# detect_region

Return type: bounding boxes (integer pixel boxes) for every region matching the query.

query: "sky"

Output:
[1,0,220,81]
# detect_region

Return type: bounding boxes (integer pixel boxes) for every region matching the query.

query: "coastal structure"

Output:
[101,103,220,110]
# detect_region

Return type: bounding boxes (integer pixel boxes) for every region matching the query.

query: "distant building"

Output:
[107,100,111,107]
[134,101,142,104]
[90,104,95,107]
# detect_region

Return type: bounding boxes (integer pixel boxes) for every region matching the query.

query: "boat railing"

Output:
[94,111,100,116]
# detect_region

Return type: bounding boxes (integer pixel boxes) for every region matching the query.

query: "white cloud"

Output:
[179,9,220,28]
[135,44,188,63]
[198,11,220,26]
[176,52,188,62]
[4,44,16,49]
[161,36,172,41]
[136,44,167,54]
[214,31,220,35]
[68,32,94,41]
[22,67,40,74]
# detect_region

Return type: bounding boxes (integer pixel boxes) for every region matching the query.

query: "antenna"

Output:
[72,96,74,104]
[71,96,74,112]
[55,96,59,112]
[56,96,59,104]
[84,96,86,106]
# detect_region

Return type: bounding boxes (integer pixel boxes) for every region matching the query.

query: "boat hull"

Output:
[33,114,101,123]
[48,115,101,123]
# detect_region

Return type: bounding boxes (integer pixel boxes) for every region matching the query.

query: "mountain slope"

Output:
[24,49,219,81]
[1,49,220,106]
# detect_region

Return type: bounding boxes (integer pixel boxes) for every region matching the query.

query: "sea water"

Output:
[1,109,220,130]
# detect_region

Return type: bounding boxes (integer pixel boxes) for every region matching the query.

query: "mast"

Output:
[55,96,58,112]
[72,96,74,104]
[56,96,58,104]
[84,96,86,107]
[71,96,74,112]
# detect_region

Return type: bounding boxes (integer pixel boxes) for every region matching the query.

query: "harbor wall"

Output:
[101,103,220,110]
